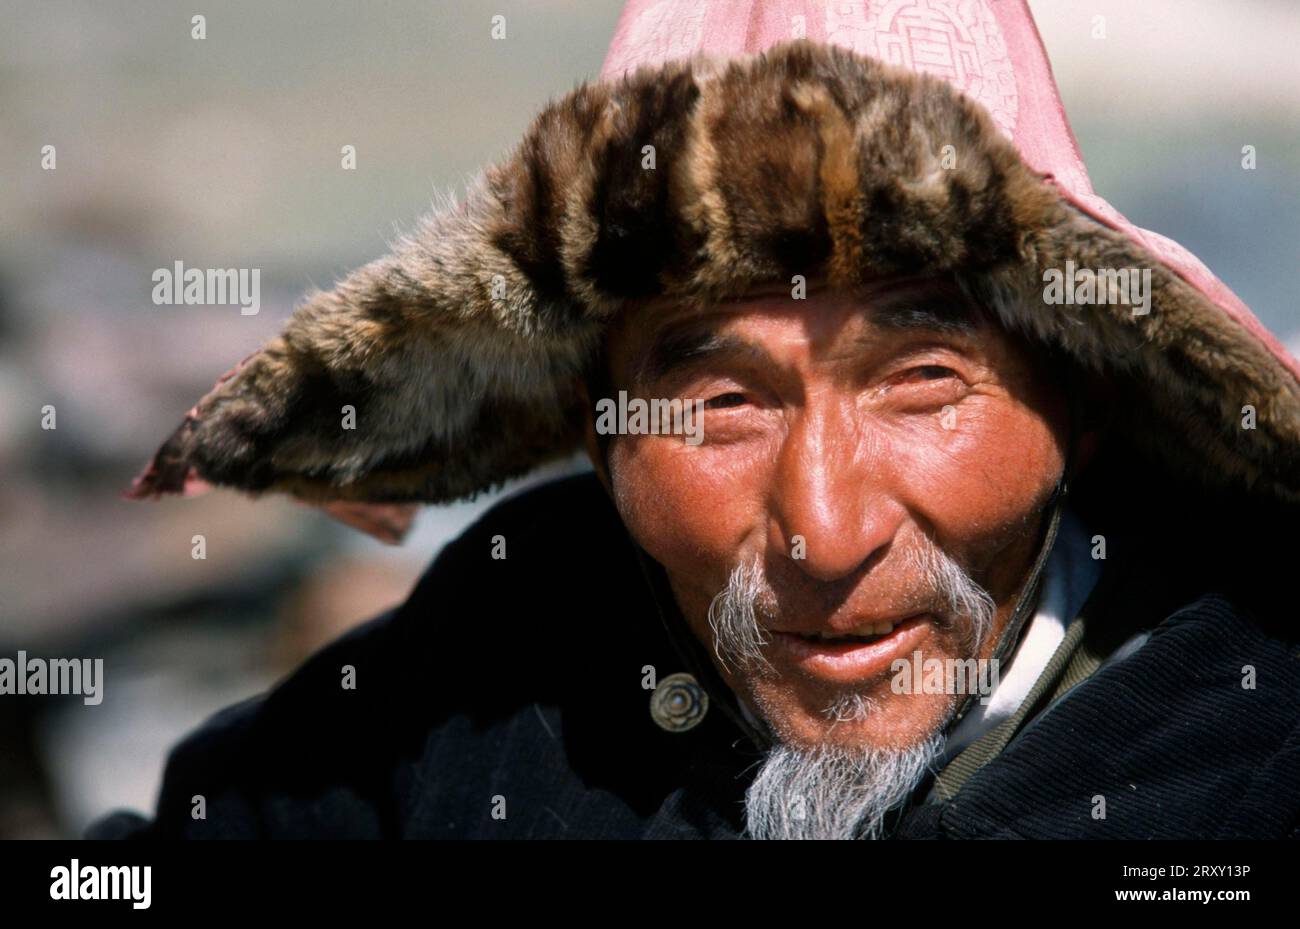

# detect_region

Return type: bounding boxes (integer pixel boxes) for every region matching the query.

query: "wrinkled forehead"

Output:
[606,275,990,375]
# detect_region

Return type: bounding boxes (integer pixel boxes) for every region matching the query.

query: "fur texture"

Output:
[129,40,1300,508]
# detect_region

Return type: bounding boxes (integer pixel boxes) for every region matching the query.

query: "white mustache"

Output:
[707,559,776,672]
[707,537,996,674]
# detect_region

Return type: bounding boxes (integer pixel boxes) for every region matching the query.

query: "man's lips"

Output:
[766,614,931,684]
[765,607,934,640]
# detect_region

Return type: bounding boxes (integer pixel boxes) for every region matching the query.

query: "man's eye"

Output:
[705,392,748,409]
[878,365,967,407]
[908,365,959,382]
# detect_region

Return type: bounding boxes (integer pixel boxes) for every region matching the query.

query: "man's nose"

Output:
[768,406,903,584]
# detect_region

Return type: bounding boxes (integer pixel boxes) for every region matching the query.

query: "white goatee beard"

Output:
[744,734,946,840]
[706,536,994,839]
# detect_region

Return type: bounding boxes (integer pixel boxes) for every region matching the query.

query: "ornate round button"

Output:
[650,672,708,732]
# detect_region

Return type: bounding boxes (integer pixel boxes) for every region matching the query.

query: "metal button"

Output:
[650,672,708,732]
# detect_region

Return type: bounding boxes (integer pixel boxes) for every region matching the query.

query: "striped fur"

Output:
[129,40,1300,510]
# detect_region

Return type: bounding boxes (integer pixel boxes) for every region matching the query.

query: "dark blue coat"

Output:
[90,474,1300,839]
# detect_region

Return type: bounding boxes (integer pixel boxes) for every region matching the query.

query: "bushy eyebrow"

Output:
[635,288,980,386]
[637,324,773,386]
[868,292,980,334]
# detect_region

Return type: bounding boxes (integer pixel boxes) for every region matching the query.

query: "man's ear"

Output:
[1068,367,1118,479]
[578,380,615,501]
[1074,424,1103,477]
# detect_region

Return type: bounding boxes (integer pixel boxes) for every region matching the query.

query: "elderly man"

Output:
[98,1,1300,840]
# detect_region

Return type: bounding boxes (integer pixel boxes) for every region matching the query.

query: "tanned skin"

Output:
[585,277,1079,752]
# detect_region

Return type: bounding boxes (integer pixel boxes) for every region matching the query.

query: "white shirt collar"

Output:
[940,507,1101,762]
[732,508,1104,752]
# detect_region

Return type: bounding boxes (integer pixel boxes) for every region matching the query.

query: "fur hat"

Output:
[128,4,1300,539]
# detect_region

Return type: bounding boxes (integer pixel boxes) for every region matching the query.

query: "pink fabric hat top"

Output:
[602,0,1300,382]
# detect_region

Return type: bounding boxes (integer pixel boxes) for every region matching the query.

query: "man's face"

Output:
[599,278,1069,753]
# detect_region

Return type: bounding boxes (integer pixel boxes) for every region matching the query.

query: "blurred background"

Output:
[0,0,1296,837]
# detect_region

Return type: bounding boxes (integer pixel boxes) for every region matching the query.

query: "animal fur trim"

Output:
[128,40,1300,510]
